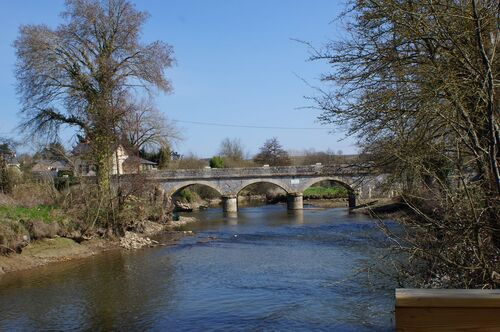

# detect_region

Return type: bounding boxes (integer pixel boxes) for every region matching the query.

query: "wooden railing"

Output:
[395,288,500,331]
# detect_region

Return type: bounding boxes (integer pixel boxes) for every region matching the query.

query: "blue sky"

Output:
[0,0,355,157]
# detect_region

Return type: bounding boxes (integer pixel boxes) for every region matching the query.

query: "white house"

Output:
[72,142,157,176]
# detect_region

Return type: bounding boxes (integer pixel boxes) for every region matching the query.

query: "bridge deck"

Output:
[148,165,372,181]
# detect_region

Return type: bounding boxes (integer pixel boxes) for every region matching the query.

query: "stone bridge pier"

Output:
[222,193,304,212]
[221,195,238,212]
[286,193,303,210]
[147,165,388,213]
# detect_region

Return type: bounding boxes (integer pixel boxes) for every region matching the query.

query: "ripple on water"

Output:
[0,206,396,331]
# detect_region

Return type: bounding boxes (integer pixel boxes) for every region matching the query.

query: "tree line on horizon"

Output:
[0,134,350,176]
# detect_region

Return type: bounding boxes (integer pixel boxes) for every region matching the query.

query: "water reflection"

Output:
[224,211,239,224]
[222,208,303,226]
[287,209,304,224]
[0,205,397,331]
[0,251,178,331]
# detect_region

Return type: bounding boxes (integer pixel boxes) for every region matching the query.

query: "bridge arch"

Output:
[164,181,223,197]
[299,177,357,208]
[235,179,291,196]
[298,176,354,192]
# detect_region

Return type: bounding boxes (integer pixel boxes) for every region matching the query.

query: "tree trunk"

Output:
[96,153,111,195]
[91,134,113,198]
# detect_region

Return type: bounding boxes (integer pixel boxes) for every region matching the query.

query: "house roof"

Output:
[32,160,70,172]
[71,142,92,156]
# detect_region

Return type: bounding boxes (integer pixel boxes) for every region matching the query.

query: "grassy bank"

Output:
[303,186,347,199]
[0,203,74,254]
[0,205,64,224]
[0,178,176,258]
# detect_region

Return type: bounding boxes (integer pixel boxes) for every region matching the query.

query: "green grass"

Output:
[178,189,197,203]
[303,186,348,199]
[0,205,62,224]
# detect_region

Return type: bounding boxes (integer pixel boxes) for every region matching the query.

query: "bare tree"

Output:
[118,98,181,152]
[302,148,343,165]
[254,138,291,166]
[33,141,67,161]
[173,152,206,170]
[218,137,246,166]
[311,0,500,287]
[14,0,174,195]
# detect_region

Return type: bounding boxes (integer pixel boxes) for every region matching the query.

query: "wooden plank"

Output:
[396,288,500,308]
[395,289,500,331]
[395,307,500,332]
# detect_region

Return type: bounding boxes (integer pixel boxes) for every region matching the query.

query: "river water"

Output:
[0,204,397,331]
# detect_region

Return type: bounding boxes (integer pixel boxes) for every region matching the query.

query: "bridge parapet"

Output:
[149,164,371,181]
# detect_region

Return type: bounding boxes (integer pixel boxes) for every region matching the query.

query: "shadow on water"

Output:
[0,205,398,331]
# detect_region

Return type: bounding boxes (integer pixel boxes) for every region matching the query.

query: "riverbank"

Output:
[0,237,115,274]
[304,198,350,208]
[0,199,402,276]
[349,198,408,217]
[0,217,197,275]
[305,197,396,209]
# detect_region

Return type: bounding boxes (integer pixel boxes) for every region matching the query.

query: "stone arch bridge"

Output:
[147,165,387,212]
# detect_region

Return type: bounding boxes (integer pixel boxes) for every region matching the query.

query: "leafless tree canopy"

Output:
[218,137,245,161]
[14,0,175,192]
[312,0,500,287]
[301,148,344,165]
[15,0,174,136]
[312,0,499,194]
[117,98,181,152]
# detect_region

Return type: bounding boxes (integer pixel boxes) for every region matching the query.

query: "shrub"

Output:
[178,188,197,203]
[170,152,206,169]
[303,186,348,199]
[11,182,59,207]
[209,156,225,168]
[54,170,79,191]
[188,184,220,199]
[0,221,29,254]
[22,219,60,240]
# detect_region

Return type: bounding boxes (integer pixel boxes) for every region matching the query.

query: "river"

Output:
[0,204,397,331]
